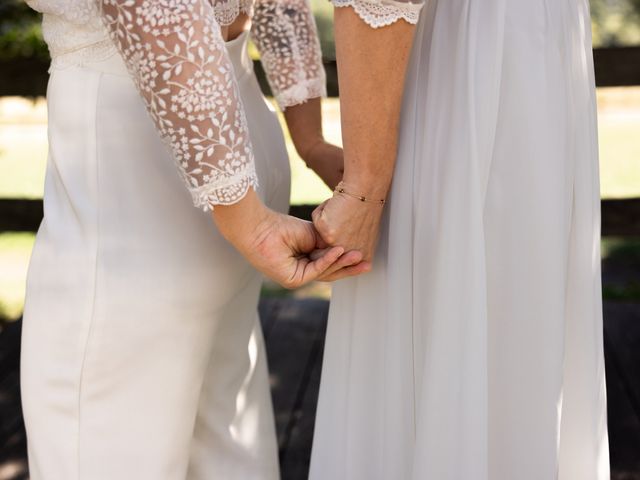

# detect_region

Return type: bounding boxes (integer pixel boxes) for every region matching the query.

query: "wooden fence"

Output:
[0,46,639,97]
[0,47,639,234]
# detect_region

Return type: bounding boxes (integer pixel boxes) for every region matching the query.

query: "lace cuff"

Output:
[276,77,327,110]
[98,0,258,211]
[332,0,423,28]
[189,166,259,210]
[252,0,327,110]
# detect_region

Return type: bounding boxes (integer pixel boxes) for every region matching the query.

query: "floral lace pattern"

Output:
[29,0,328,208]
[332,0,423,28]
[252,0,327,109]
[98,0,257,209]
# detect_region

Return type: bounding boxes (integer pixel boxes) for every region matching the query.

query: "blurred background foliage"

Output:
[1,0,639,320]
[1,0,640,64]
[592,0,640,46]
[0,0,47,62]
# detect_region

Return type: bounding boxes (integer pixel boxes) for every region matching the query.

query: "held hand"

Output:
[213,189,365,288]
[312,190,385,280]
[245,212,366,288]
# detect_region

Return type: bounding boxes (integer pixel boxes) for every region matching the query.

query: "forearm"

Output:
[334,7,416,197]
[284,98,325,161]
[284,98,345,190]
[212,188,269,253]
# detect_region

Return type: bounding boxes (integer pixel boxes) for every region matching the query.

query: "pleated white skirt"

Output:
[21,32,289,480]
[310,1,610,479]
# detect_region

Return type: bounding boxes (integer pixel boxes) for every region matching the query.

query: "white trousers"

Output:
[21,32,289,480]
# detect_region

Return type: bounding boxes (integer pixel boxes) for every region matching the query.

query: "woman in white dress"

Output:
[311,1,610,479]
[21,0,363,478]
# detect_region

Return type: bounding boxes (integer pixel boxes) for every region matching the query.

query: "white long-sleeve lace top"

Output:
[27,0,422,209]
[26,0,329,209]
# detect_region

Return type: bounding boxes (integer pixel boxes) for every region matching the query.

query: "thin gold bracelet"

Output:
[333,182,386,205]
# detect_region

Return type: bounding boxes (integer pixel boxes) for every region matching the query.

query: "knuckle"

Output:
[324,230,338,244]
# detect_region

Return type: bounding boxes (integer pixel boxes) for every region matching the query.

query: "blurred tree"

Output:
[591,0,640,46]
[0,0,639,64]
[310,0,336,59]
[0,0,47,61]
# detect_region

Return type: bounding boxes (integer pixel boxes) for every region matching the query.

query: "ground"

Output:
[0,88,639,478]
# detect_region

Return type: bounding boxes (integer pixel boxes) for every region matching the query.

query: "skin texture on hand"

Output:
[312,7,416,274]
[313,191,384,260]
[284,98,344,190]
[212,188,365,287]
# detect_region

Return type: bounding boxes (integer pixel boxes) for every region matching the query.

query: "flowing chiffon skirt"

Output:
[310,1,609,478]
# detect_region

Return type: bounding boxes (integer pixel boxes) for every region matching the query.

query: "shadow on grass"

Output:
[602,237,640,302]
[0,319,28,480]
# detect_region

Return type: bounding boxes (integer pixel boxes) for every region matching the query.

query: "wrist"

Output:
[297,136,326,167]
[212,188,272,251]
[283,98,325,166]
[341,170,392,200]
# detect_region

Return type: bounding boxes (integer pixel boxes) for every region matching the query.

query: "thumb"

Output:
[287,218,319,255]
[311,199,329,229]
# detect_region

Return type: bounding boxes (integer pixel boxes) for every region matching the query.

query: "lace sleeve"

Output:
[251,0,327,110]
[97,0,258,210]
[331,0,424,28]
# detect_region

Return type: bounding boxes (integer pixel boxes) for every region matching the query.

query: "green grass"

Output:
[0,232,35,320]
[1,90,639,203]
[0,96,48,198]
[601,237,640,301]
[1,88,639,317]
[0,123,48,198]
[598,115,640,198]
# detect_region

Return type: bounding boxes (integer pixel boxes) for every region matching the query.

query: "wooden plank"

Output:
[258,297,328,479]
[0,59,336,98]
[0,319,29,480]
[602,198,640,237]
[1,300,640,478]
[1,47,640,97]
[0,57,49,98]
[604,302,640,478]
[3,198,639,237]
[0,199,42,232]
[594,47,640,88]
[280,328,326,480]
[257,293,281,341]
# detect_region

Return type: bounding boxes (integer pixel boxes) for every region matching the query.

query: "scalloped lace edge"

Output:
[332,0,422,28]
[190,169,260,211]
[214,0,254,26]
[276,77,327,110]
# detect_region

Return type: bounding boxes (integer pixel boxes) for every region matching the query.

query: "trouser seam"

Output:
[75,69,103,480]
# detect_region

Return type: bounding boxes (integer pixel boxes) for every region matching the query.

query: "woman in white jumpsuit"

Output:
[21,0,341,478]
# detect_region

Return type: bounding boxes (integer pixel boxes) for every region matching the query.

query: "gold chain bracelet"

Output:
[333,182,386,205]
